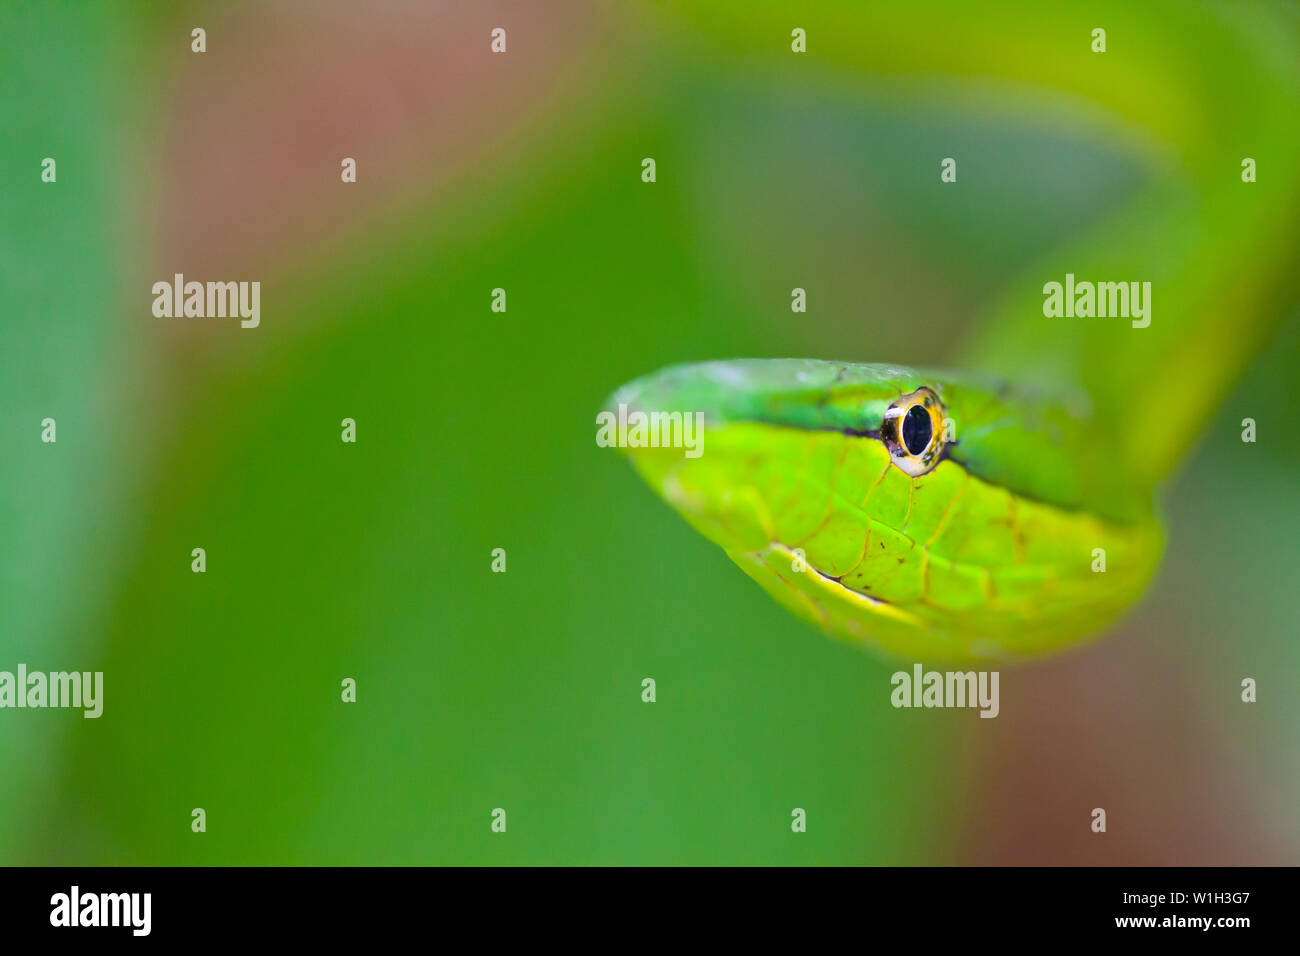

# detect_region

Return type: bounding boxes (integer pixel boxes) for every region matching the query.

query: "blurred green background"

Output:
[2,0,1296,864]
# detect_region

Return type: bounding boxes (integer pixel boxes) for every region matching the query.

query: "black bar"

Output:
[2,866,1290,941]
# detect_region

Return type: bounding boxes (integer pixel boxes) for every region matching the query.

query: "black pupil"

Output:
[901,405,932,456]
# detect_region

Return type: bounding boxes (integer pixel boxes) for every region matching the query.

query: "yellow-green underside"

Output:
[632,424,1164,663]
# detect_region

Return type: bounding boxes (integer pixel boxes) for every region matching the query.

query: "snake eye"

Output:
[881,387,948,477]
[901,405,932,455]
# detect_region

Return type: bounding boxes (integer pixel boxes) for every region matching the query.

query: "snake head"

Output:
[606,359,1162,664]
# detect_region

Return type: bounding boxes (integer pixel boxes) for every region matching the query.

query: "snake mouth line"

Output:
[813,564,892,606]
[757,542,893,607]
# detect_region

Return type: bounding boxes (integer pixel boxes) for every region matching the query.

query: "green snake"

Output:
[608,0,1300,663]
